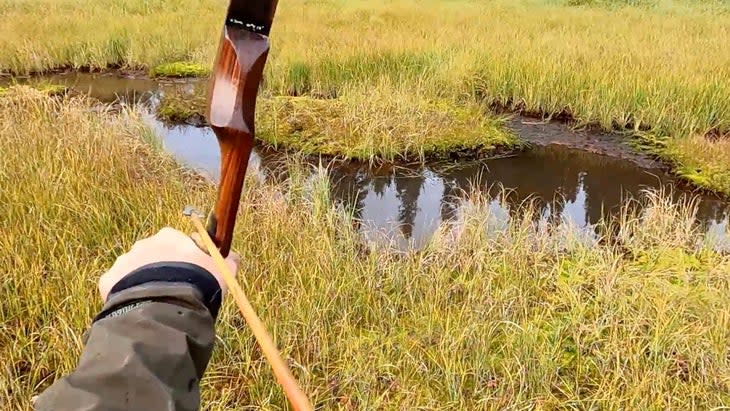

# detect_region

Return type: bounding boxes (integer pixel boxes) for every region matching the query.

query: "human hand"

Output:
[99,227,239,301]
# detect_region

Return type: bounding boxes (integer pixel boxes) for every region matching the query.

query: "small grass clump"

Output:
[157,85,207,125]
[150,62,210,78]
[151,82,517,161]
[0,82,68,97]
[662,135,730,194]
[32,82,69,97]
[2,90,730,409]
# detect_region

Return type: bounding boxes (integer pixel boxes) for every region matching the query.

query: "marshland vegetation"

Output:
[1,0,730,408]
[2,89,730,409]
[1,0,728,190]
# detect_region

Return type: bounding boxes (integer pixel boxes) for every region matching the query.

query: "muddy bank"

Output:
[508,118,663,169]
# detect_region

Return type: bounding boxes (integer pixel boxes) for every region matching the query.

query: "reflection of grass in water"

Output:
[0,0,728,192]
[3,90,730,410]
[157,83,207,124]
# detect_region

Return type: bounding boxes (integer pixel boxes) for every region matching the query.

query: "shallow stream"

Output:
[6,72,729,249]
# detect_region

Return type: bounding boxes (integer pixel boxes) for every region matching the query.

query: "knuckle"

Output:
[158,227,178,236]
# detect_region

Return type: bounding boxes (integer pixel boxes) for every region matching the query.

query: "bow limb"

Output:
[206,0,279,257]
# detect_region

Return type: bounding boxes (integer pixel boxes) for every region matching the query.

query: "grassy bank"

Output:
[260,90,516,161]
[157,82,517,161]
[1,0,728,191]
[2,90,730,409]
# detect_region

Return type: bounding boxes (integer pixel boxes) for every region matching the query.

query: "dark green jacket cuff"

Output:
[95,262,223,320]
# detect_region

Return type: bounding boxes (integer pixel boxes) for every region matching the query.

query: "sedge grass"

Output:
[255,81,518,161]
[1,90,730,409]
[157,80,518,161]
[1,0,729,191]
[663,135,730,193]
[149,61,210,78]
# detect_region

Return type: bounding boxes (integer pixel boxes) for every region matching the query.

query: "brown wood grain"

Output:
[206,25,271,257]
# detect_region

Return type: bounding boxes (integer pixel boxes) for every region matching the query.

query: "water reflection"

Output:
[2,71,201,105]
[142,117,729,248]
[6,72,727,248]
[706,218,730,252]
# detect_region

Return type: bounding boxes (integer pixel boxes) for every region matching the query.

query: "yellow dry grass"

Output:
[1,0,729,191]
[1,89,730,409]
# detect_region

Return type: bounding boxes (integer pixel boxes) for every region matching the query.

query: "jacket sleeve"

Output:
[35,262,223,411]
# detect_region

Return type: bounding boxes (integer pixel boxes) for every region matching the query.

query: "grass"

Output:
[30,82,68,97]
[149,61,209,78]
[0,81,68,97]
[2,89,730,409]
[663,136,730,194]
[157,80,517,161]
[259,82,517,161]
[1,0,728,191]
[157,84,207,124]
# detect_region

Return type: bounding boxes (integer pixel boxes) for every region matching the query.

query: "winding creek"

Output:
[6,72,729,249]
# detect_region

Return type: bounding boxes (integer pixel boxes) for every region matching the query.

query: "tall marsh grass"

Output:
[1,90,729,409]
[156,80,517,160]
[2,0,728,192]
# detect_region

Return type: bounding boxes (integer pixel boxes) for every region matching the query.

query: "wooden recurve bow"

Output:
[207,0,278,257]
[198,2,314,409]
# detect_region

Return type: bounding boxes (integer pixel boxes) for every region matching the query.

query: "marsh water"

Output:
[7,72,729,249]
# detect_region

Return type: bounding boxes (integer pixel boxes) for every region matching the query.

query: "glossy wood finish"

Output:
[206,0,279,257]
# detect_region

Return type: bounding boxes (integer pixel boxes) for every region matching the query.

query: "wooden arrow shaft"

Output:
[190,215,314,411]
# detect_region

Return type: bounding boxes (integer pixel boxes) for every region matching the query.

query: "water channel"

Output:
[6,72,729,249]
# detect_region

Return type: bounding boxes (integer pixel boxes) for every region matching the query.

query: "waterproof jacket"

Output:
[35,262,223,411]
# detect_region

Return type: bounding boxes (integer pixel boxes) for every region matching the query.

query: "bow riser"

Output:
[206,5,276,257]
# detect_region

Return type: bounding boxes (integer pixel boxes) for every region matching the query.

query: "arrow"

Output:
[194,1,315,409]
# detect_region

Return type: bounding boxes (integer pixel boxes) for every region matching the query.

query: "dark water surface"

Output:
[149,118,729,247]
[7,72,729,249]
[3,71,168,103]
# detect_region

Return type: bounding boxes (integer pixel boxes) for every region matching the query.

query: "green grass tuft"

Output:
[151,83,518,161]
[0,83,68,98]
[662,135,730,194]
[33,82,69,96]
[157,84,207,124]
[259,91,517,161]
[149,62,210,78]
